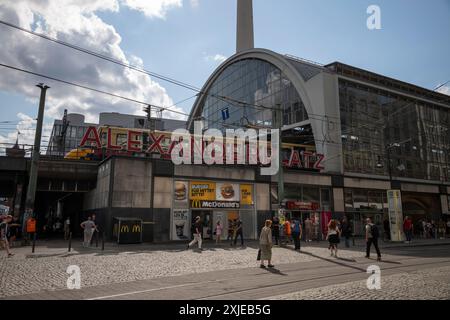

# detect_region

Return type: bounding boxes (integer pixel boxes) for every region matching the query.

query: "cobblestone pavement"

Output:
[266,266,450,300]
[0,243,365,298]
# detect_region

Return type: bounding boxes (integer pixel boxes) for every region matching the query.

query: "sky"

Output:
[0,0,449,148]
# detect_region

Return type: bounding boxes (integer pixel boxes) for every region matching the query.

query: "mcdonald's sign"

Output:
[190,200,240,209]
[115,218,143,244]
[191,199,202,209]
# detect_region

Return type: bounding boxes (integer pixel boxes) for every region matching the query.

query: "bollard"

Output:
[101,232,105,251]
[31,232,36,253]
[68,232,72,252]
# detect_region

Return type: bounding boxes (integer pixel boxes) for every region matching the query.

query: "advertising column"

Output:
[387,190,404,242]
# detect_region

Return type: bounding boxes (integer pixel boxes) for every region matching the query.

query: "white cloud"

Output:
[190,0,200,8]
[0,0,187,147]
[205,54,227,64]
[0,113,52,154]
[436,85,450,96]
[120,0,182,19]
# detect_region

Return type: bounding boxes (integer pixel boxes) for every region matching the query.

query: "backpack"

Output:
[370,224,379,239]
[293,221,301,234]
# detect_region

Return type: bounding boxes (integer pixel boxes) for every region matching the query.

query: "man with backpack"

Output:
[365,218,381,261]
[291,218,303,251]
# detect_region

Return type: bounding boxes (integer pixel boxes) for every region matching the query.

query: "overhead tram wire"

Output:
[0,63,190,117]
[0,20,200,93]
[0,19,344,120]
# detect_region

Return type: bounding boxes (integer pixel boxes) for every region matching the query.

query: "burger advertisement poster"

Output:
[174,181,188,203]
[216,183,239,202]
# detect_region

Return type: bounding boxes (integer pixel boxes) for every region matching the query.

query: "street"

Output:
[1,239,449,300]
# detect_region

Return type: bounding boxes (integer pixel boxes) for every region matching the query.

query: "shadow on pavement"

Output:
[264,267,288,276]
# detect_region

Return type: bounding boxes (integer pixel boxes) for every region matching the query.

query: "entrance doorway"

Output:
[191,210,213,240]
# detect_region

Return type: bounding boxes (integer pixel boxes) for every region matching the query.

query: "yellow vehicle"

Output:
[64,148,95,160]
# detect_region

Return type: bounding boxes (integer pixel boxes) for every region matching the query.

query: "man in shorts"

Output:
[0,215,14,257]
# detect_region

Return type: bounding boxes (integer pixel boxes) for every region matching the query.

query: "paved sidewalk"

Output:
[5,237,450,258]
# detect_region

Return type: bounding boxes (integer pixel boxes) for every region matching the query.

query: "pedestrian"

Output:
[446,220,450,237]
[80,216,96,247]
[90,214,99,245]
[291,218,302,251]
[304,217,313,242]
[383,218,391,241]
[259,220,274,269]
[272,216,280,245]
[227,219,234,243]
[403,216,413,243]
[215,220,223,244]
[430,220,437,239]
[341,216,352,248]
[283,219,291,245]
[438,220,446,239]
[187,216,203,250]
[365,218,381,261]
[326,220,340,258]
[422,220,428,239]
[64,217,71,240]
[233,218,244,247]
[0,215,14,257]
[6,217,20,248]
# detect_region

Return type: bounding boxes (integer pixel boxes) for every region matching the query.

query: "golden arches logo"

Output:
[120,225,129,233]
[191,200,202,208]
[132,225,141,233]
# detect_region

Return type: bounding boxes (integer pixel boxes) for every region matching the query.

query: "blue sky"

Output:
[0,0,449,145]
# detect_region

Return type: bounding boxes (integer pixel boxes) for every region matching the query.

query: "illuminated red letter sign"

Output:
[80,126,101,148]
[127,130,142,152]
[107,128,121,150]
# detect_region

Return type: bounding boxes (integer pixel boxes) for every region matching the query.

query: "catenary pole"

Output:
[23,83,49,242]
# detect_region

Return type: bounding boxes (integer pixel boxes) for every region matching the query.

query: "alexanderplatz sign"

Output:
[79,123,324,175]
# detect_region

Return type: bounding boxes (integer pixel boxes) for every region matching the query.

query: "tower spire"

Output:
[236,0,254,53]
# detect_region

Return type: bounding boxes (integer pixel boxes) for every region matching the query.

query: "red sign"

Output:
[79,126,325,171]
[283,150,324,170]
[286,201,320,211]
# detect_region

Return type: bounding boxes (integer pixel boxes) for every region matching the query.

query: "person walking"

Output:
[227,219,234,244]
[215,220,223,244]
[64,217,71,241]
[326,220,340,257]
[341,216,352,248]
[438,220,446,239]
[304,217,313,242]
[259,220,274,268]
[383,218,391,241]
[0,215,14,257]
[80,216,96,247]
[272,216,280,246]
[403,216,413,243]
[283,219,292,245]
[187,216,203,250]
[446,220,450,237]
[233,218,244,247]
[291,218,302,251]
[365,218,381,261]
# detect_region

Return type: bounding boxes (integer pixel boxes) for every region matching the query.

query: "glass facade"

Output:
[200,58,309,131]
[340,80,450,182]
[344,188,387,236]
[47,124,91,156]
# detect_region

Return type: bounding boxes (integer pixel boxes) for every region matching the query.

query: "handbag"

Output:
[256,249,261,261]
